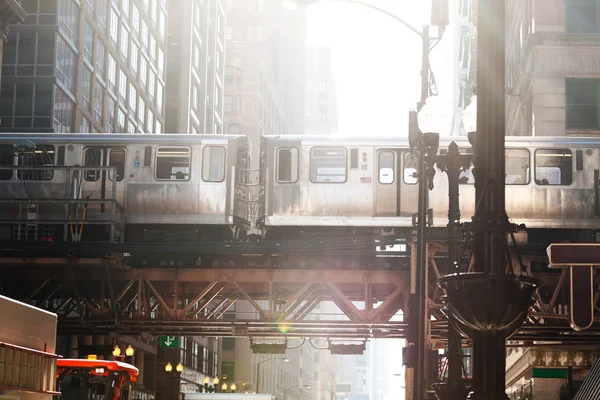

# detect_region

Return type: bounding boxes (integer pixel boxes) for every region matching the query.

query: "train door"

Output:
[81,147,126,211]
[375,149,400,216]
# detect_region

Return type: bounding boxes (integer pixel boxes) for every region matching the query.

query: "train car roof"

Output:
[262,134,600,147]
[0,133,244,145]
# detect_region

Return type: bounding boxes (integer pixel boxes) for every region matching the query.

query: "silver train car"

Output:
[0,134,251,242]
[259,135,600,242]
[1,133,599,244]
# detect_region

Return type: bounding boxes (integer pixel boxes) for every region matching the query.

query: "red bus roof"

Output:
[58,359,139,379]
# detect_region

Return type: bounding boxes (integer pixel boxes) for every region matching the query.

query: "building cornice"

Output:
[0,0,27,41]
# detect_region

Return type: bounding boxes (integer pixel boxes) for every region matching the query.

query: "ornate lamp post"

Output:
[164,362,183,400]
[437,0,539,398]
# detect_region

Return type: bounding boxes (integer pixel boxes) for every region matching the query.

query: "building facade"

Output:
[305,45,338,135]
[0,0,26,91]
[164,0,225,134]
[223,0,306,164]
[0,0,167,134]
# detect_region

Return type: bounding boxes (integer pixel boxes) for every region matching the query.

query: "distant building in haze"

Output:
[164,0,225,134]
[305,45,338,135]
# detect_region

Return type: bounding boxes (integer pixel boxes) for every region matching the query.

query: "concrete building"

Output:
[164,0,225,134]
[305,45,338,135]
[223,0,306,164]
[0,0,167,133]
[0,0,26,90]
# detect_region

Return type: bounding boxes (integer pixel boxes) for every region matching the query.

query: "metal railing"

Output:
[0,165,124,242]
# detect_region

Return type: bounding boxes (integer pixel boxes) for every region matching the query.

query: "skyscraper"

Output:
[0,0,26,91]
[305,45,338,135]
[164,0,225,134]
[223,0,306,164]
[0,0,167,133]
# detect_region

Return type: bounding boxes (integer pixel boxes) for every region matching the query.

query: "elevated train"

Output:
[0,133,598,244]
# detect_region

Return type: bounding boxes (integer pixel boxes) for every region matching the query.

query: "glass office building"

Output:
[0,0,167,133]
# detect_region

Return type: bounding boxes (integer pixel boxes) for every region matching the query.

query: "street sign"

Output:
[159,336,180,348]
[547,244,598,331]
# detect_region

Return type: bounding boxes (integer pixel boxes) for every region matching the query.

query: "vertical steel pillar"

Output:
[471,0,508,397]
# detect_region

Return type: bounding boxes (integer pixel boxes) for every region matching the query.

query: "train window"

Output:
[108,148,125,182]
[534,149,573,186]
[310,147,347,183]
[84,148,102,181]
[0,145,13,180]
[378,151,394,184]
[277,147,298,183]
[155,147,191,181]
[202,146,225,182]
[17,144,54,180]
[403,152,418,184]
[506,149,530,184]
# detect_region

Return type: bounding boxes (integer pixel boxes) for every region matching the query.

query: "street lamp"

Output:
[283,384,311,400]
[281,0,448,111]
[165,362,183,400]
[256,356,289,393]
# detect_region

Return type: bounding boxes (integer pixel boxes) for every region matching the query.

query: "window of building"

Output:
[127,118,136,133]
[80,116,91,133]
[257,26,264,41]
[158,8,166,40]
[130,40,139,74]
[109,7,119,46]
[129,83,137,113]
[17,144,55,180]
[224,96,233,113]
[403,152,418,184]
[156,82,164,113]
[506,149,530,184]
[247,26,255,42]
[34,83,53,128]
[132,3,140,33]
[138,97,145,125]
[82,65,92,111]
[155,147,191,180]
[140,56,148,88]
[118,69,127,104]
[93,80,104,124]
[56,36,76,94]
[565,0,599,33]
[202,146,225,182]
[155,119,162,134]
[109,148,125,181]
[141,19,148,48]
[149,34,156,61]
[108,53,116,92]
[118,107,126,132]
[0,145,14,181]
[58,0,79,44]
[84,148,102,181]
[83,21,93,62]
[157,47,165,76]
[224,66,234,84]
[96,39,105,80]
[54,87,73,133]
[121,0,129,16]
[97,0,107,32]
[535,149,573,185]
[310,148,347,183]
[148,68,156,101]
[234,95,242,112]
[107,96,116,132]
[566,78,600,130]
[146,108,154,132]
[222,338,235,351]
[378,151,394,184]
[277,147,298,183]
[120,24,129,58]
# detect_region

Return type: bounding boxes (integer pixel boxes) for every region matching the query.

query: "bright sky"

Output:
[304,0,456,137]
